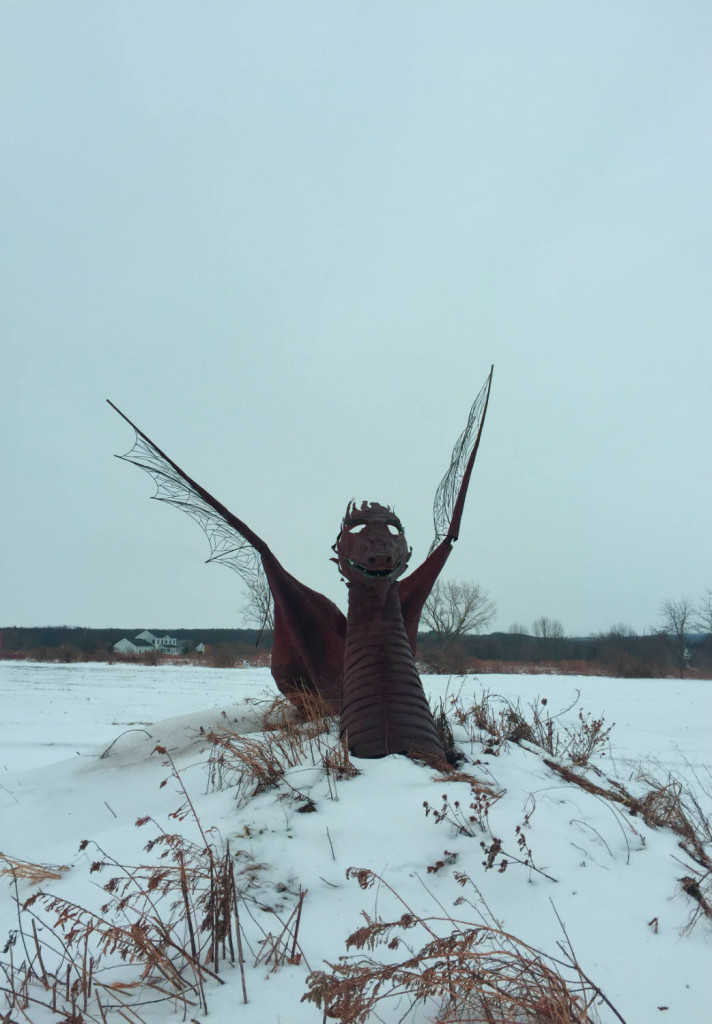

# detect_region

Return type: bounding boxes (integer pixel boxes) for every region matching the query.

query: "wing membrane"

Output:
[430,365,494,551]
[108,401,272,624]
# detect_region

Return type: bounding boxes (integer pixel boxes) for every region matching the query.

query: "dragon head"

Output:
[332,501,412,597]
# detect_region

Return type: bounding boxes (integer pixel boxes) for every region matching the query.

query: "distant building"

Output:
[111,631,203,655]
[135,630,179,652]
[112,636,155,655]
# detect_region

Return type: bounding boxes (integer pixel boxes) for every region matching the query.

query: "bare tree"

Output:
[655,596,693,676]
[508,623,529,635]
[602,623,637,639]
[695,589,712,636]
[531,616,565,639]
[422,580,497,650]
[239,576,275,632]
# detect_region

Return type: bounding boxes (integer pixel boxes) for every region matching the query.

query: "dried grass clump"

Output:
[633,766,712,931]
[448,690,612,768]
[542,756,712,931]
[450,687,711,931]
[0,854,70,886]
[303,868,618,1024]
[633,773,708,858]
[205,693,357,804]
[0,746,309,1022]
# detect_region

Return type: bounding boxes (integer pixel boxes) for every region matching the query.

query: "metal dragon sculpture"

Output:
[108,366,493,761]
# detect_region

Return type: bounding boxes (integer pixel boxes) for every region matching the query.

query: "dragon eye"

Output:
[387,524,401,536]
[348,523,366,534]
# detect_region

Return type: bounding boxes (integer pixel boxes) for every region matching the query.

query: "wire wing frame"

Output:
[430,366,494,552]
[109,402,273,628]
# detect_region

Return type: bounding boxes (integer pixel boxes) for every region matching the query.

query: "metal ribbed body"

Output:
[340,583,445,758]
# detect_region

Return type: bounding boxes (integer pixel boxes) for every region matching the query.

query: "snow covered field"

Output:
[1,662,710,1023]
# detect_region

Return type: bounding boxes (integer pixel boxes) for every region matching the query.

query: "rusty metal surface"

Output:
[334,501,444,757]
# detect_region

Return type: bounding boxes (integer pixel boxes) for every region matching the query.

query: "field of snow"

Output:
[1,662,710,1023]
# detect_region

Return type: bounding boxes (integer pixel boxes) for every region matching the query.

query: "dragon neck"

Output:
[340,582,445,759]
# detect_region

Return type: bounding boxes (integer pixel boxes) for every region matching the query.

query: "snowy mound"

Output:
[1,664,710,1023]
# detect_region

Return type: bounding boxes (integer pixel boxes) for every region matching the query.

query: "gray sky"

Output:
[1,1,710,638]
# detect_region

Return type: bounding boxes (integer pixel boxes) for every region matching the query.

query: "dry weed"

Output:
[450,687,710,930]
[542,756,712,930]
[0,855,70,886]
[303,868,621,1024]
[633,765,712,931]
[448,690,612,768]
[205,694,357,805]
[0,745,311,1022]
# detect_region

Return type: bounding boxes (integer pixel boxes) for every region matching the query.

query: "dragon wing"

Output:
[429,364,494,550]
[107,400,273,629]
[108,401,346,705]
[400,366,494,648]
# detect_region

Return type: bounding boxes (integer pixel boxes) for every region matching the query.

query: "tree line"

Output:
[0,626,264,659]
[416,583,712,677]
[4,585,711,678]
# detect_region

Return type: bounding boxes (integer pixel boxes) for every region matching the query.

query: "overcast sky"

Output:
[1,1,709,638]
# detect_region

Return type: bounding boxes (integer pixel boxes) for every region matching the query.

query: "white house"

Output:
[111,636,155,655]
[135,630,179,653]
[112,631,204,655]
